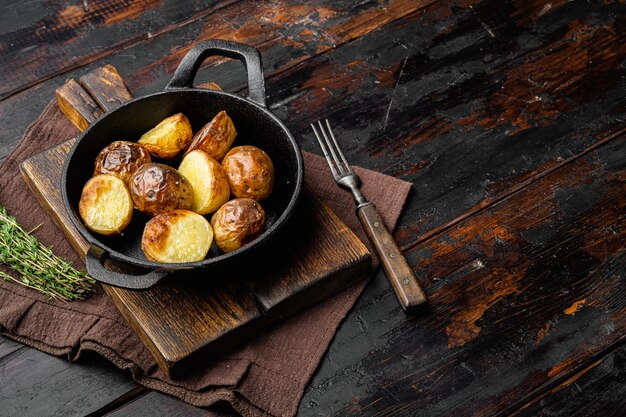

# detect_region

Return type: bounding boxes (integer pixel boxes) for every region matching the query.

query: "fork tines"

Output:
[311,119,353,179]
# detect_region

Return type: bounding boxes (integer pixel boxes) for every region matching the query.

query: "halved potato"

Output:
[138,113,193,159]
[79,174,133,235]
[222,145,274,201]
[178,150,230,215]
[142,209,213,263]
[184,110,236,161]
[211,198,265,253]
[94,141,152,184]
[129,163,194,216]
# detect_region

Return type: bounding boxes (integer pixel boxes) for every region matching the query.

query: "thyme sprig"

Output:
[0,206,95,302]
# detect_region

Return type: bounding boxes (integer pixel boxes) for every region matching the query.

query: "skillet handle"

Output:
[166,39,266,107]
[86,246,172,290]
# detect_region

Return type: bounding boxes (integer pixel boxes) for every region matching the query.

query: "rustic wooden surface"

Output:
[1,0,625,415]
[20,67,370,378]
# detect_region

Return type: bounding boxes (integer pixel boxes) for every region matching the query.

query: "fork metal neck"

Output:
[348,185,368,207]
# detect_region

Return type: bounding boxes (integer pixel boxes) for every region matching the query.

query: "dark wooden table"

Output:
[1,1,625,416]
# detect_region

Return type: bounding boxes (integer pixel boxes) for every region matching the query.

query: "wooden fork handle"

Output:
[357,203,427,310]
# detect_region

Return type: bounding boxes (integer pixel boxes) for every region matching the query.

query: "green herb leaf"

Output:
[0,206,95,302]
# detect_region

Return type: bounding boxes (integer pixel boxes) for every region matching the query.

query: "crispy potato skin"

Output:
[142,209,213,263]
[222,146,274,201]
[79,174,133,235]
[185,111,236,161]
[211,198,265,253]
[138,113,193,159]
[94,141,152,184]
[178,150,230,215]
[129,163,194,216]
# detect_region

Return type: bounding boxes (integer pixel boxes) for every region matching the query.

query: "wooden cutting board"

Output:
[19,65,371,378]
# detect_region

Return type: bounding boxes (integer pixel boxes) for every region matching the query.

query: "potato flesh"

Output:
[138,113,193,159]
[79,175,133,235]
[142,210,213,263]
[178,150,230,215]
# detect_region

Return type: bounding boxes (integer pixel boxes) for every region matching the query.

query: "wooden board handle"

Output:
[357,203,427,309]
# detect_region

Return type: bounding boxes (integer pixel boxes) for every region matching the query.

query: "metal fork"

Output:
[311,120,427,310]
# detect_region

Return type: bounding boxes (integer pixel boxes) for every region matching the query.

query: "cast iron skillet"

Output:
[62,40,303,290]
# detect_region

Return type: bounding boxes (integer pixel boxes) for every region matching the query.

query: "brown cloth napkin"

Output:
[0,102,411,417]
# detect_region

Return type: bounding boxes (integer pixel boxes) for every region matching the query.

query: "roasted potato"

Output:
[138,113,193,159]
[222,146,274,201]
[94,141,152,184]
[142,209,213,263]
[178,150,230,215]
[211,198,265,253]
[79,174,133,235]
[129,163,194,216]
[184,111,236,161]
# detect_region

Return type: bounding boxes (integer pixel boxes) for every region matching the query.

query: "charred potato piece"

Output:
[211,198,265,253]
[79,174,133,235]
[178,150,230,215]
[142,209,213,263]
[222,145,274,201]
[94,141,152,184]
[129,163,194,216]
[138,113,193,159]
[185,111,236,161]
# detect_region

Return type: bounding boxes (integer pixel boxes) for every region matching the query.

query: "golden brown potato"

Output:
[210,198,265,253]
[178,150,230,215]
[222,146,274,201]
[79,174,133,235]
[142,209,213,263]
[94,141,152,184]
[129,163,194,216]
[184,111,236,161]
[138,113,193,159]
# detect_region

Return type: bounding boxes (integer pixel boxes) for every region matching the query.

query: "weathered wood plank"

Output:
[79,65,133,112]
[299,130,626,416]
[0,0,435,163]
[0,0,239,100]
[277,0,626,248]
[0,340,136,417]
[514,342,626,417]
[0,334,23,358]
[105,390,238,417]
[55,79,103,131]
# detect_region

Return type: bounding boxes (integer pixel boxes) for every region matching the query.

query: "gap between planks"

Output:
[400,124,626,254]
[84,386,147,417]
[503,334,626,417]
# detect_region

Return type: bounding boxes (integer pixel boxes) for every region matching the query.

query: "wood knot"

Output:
[492,225,513,240]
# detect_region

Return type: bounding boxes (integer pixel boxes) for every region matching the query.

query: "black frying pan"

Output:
[62,40,303,290]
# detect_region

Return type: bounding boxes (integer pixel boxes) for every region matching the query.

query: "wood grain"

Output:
[55,80,102,131]
[79,65,132,112]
